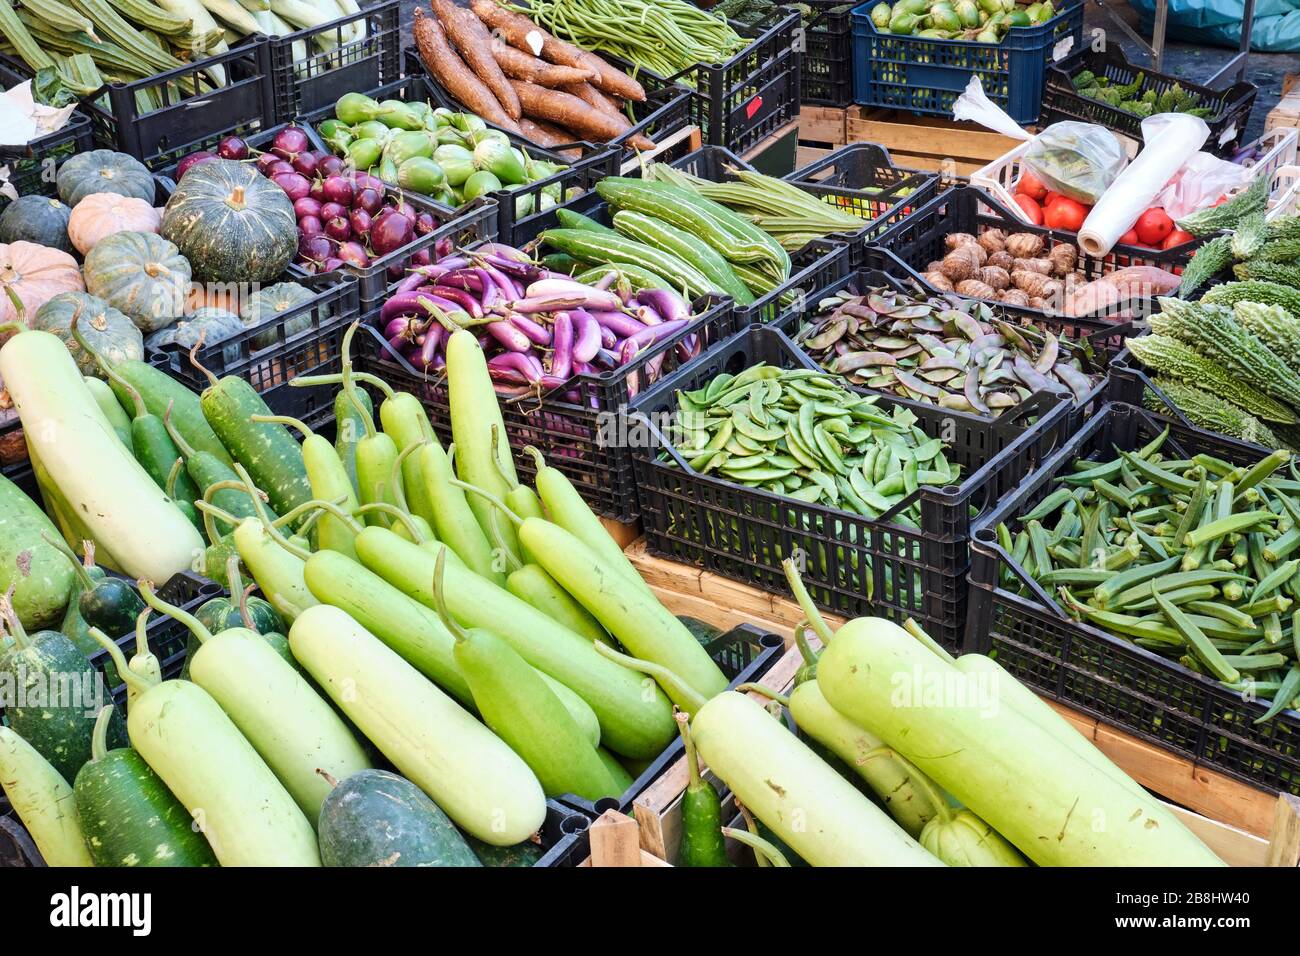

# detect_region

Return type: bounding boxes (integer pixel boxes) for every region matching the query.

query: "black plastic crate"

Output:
[866,184,1203,323]
[559,623,784,818]
[364,283,735,521]
[300,73,611,249]
[0,63,93,205]
[967,401,1300,796]
[676,144,938,268]
[801,5,853,108]
[402,45,694,162]
[631,324,1072,647]
[146,272,361,417]
[0,41,276,171]
[1042,45,1257,157]
[269,0,402,123]
[773,266,1120,435]
[638,8,802,154]
[851,0,1085,125]
[153,120,325,182]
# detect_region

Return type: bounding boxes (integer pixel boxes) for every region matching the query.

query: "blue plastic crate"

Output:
[850,0,1084,124]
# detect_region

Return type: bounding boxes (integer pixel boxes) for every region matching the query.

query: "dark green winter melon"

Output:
[318,769,481,867]
[0,195,73,253]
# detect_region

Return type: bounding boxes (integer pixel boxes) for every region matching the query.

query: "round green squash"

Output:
[318,769,482,867]
[73,709,219,867]
[145,307,244,366]
[33,291,144,377]
[83,231,191,333]
[56,150,154,208]
[0,196,73,254]
[161,159,296,283]
[239,281,317,350]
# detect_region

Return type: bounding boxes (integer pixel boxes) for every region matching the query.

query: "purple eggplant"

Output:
[419,324,445,368]
[488,351,544,382]
[636,305,663,327]
[586,310,644,338]
[551,311,574,381]
[381,290,464,323]
[438,270,486,294]
[571,310,601,364]
[429,285,483,318]
[638,288,691,324]
[592,270,618,291]
[507,313,551,346]
[524,280,622,312]
[486,320,532,353]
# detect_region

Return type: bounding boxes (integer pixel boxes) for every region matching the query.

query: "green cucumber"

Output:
[197,368,312,517]
[555,208,618,234]
[539,228,715,299]
[0,609,127,784]
[432,554,620,802]
[353,528,677,759]
[612,210,754,304]
[104,359,233,467]
[83,374,132,448]
[318,769,481,867]
[73,705,218,867]
[289,604,547,846]
[0,472,75,629]
[0,726,92,866]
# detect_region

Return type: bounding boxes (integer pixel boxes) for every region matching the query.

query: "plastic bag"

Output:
[951,75,1035,140]
[1151,151,1255,219]
[1023,122,1129,205]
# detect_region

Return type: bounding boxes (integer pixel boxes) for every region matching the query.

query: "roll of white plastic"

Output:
[1076,113,1210,258]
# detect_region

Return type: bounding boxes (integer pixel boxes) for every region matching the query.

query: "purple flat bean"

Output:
[638,288,691,324]
[508,312,551,346]
[551,311,573,381]
[571,311,601,364]
[486,320,531,353]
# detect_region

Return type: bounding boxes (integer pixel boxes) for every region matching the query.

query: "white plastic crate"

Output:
[1266,164,1300,220]
[969,126,1300,225]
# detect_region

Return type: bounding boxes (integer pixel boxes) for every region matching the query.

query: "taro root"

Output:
[978,265,1011,290]
[988,250,1015,272]
[1048,243,1078,277]
[1005,233,1046,258]
[924,271,955,292]
[978,229,1007,254]
[792,283,1101,418]
[957,279,996,298]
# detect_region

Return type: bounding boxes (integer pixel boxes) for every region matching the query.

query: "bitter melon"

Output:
[1233,301,1300,378]
[1234,259,1300,289]
[1230,211,1268,261]
[1177,233,1233,297]
[1126,334,1299,423]
[1202,280,1300,316]
[1150,297,1300,408]
[1143,379,1281,449]
[1176,176,1269,237]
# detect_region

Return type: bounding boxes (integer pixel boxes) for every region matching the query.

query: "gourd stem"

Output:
[288,370,397,401]
[188,332,219,389]
[225,553,245,613]
[735,682,790,707]
[165,457,185,499]
[270,593,305,621]
[162,402,197,460]
[90,705,113,763]
[721,827,790,867]
[523,445,547,475]
[347,503,405,537]
[239,461,313,562]
[861,746,952,824]
[430,550,468,643]
[133,607,152,662]
[139,580,214,646]
[490,425,517,489]
[903,617,955,664]
[794,621,818,669]
[41,532,98,591]
[87,627,154,693]
[736,804,768,867]
[592,641,708,713]
[391,442,422,514]
[251,413,313,439]
[486,506,521,572]
[340,323,377,440]
[0,584,28,649]
[239,583,258,631]
[449,478,523,526]
[673,711,704,790]
[316,768,340,788]
[195,500,239,537]
[275,495,346,529]
[782,559,836,649]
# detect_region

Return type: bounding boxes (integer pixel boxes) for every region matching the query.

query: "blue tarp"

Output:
[1129,0,1300,51]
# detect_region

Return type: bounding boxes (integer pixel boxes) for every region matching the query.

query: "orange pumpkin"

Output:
[68,193,162,256]
[0,241,84,324]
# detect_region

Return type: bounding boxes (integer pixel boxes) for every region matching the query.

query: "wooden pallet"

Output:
[626,539,1283,842]
[798,105,1024,177]
[1266,74,1300,134]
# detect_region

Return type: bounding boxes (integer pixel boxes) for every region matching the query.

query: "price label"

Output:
[745,96,764,119]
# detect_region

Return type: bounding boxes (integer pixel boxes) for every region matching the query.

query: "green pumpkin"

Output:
[161,159,296,283]
[83,231,191,333]
[239,281,317,350]
[194,590,283,635]
[32,291,143,377]
[56,150,154,208]
[0,195,73,253]
[145,307,244,366]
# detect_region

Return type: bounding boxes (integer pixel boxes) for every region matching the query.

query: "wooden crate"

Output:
[798,105,849,146]
[845,106,1024,177]
[625,539,1286,843]
[1266,74,1300,134]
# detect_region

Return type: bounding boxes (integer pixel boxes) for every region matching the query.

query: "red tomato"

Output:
[1042,196,1088,231]
[1016,169,1048,201]
[1043,191,1062,208]
[1134,207,1174,246]
[1014,194,1043,225]
[1212,195,1229,206]
[1161,228,1195,249]
[1118,228,1139,246]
